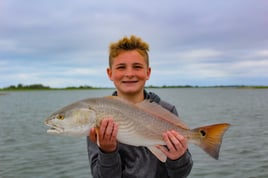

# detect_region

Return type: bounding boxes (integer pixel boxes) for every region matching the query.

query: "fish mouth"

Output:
[45,121,64,134]
[47,127,64,134]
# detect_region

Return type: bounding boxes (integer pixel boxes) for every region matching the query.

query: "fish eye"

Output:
[57,114,64,120]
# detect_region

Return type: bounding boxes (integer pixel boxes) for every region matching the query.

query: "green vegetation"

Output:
[2,84,50,90]
[146,85,268,89]
[0,84,103,91]
[1,84,268,91]
[236,85,268,89]
[146,85,197,88]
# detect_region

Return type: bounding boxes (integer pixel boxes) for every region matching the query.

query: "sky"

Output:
[0,0,268,88]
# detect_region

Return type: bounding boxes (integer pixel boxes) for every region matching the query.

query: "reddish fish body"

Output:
[45,96,230,161]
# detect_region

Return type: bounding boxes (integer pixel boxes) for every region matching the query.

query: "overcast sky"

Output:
[1,0,267,88]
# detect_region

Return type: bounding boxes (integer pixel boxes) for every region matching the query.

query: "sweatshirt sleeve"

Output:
[158,97,193,177]
[165,150,193,178]
[87,137,122,178]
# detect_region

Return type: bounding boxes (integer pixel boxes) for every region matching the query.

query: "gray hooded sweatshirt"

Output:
[87,91,193,178]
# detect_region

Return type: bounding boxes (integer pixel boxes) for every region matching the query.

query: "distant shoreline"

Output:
[1,84,268,91]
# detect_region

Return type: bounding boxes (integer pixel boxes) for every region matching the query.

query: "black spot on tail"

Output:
[200,130,206,137]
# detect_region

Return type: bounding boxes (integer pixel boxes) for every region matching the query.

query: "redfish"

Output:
[45,96,230,162]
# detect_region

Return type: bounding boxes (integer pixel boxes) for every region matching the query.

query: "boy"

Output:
[87,35,193,178]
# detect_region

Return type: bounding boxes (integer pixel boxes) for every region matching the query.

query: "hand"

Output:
[156,130,188,160]
[89,118,118,153]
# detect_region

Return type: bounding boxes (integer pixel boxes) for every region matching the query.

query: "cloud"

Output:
[253,50,268,57]
[0,0,268,88]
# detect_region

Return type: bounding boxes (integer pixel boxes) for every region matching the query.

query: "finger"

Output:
[99,119,109,139]
[162,131,176,152]
[110,122,119,142]
[171,131,187,149]
[169,131,188,158]
[104,120,115,140]
[167,131,181,151]
[89,128,97,143]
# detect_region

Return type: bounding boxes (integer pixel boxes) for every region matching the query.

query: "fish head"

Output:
[45,104,97,136]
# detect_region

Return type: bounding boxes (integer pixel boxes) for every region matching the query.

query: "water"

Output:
[0,88,267,178]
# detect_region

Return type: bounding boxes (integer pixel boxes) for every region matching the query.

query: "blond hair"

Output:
[109,35,149,67]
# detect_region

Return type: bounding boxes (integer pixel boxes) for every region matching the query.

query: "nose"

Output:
[125,67,134,78]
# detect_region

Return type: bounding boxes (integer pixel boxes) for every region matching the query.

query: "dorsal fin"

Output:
[135,100,189,130]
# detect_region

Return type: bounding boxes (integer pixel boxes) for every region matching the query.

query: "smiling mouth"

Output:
[122,81,138,83]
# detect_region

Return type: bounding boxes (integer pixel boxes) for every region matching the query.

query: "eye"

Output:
[57,114,65,120]
[133,64,144,69]
[134,65,143,69]
[116,65,126,70]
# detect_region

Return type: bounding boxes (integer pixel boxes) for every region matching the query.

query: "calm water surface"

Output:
[0,88,267,178]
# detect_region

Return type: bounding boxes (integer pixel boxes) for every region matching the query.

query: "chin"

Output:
[121,87,142,94]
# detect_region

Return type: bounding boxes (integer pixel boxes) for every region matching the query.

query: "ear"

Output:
[106,68,113,81]
[146,67,151,80]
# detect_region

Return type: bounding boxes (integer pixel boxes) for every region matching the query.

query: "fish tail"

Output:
[191,123,230,160]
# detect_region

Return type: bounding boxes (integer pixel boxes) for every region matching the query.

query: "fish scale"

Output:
[93,98,173,144]
[92,100,157,145]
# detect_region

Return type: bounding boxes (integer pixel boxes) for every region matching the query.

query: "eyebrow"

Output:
[115,63,126,67]
[113,62,147,68]
[132,62,143,65]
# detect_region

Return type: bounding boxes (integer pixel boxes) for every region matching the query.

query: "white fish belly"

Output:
[109,111,173,147]
[116,126,165,147]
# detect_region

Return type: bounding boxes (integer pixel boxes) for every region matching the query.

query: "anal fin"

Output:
[147,146,167,162]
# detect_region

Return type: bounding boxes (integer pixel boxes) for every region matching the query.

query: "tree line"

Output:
[3,84,50,90]
[1,84,97,90]
[1,83,267,90]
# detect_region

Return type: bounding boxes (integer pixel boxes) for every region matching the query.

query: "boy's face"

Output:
[107,50,151,96]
